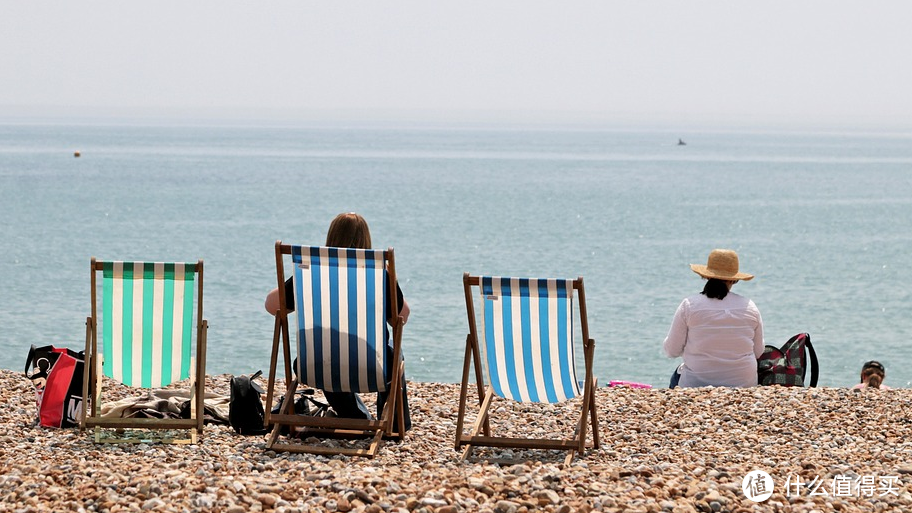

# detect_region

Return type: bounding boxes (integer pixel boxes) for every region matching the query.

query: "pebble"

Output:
[2,370,912,512]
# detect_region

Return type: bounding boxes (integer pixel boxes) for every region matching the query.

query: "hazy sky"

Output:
[3,1,911,127]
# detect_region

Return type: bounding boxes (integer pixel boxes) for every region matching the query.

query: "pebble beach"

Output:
[3,369,912,513]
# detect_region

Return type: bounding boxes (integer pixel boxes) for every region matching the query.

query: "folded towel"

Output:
[100,389,230,425]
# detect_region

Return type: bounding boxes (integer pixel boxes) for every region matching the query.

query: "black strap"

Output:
[24,344,38,376]
[804,334,818,387]
[304,395,330,412]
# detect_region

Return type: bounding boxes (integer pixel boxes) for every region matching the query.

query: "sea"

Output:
[2,119,911,389]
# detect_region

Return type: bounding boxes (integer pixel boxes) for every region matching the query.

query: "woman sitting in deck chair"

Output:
[265,212,411,432]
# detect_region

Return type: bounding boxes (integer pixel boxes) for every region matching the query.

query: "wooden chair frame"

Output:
[263,242,406,458]
[81,258,208,444]
[455,273,599,464]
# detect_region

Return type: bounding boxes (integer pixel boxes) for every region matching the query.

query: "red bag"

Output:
[25,345,85,428]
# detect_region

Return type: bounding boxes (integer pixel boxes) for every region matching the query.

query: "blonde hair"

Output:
[325,212,372,249]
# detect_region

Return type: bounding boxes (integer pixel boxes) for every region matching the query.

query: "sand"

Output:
[2,368,912,513]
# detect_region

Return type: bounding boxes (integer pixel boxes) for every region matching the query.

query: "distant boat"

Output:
[677,139,686,146]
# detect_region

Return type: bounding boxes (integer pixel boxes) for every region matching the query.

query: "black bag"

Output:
[274,390,329,418]
[25,344,85,428]
[758,333,818,387]
[270,391,330,436]
[229,371,268,435]
[229,371,331,436]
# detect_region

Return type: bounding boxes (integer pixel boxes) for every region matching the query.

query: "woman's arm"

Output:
[662,300,689,358]
[264,287,280,315]
[399,298,410,325]
[266,278,295,315]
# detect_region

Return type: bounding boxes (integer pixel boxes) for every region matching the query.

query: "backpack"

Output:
[229,371,268,435]
[758,333,818,387]
[228,371,330,436]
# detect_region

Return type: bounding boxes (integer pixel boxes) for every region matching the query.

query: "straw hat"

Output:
[690,249,754,281]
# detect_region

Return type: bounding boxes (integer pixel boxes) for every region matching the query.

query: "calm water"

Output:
[2,121,911,388]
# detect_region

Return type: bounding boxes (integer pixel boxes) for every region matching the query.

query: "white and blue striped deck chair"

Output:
[264,243,405,458]
[456,274,599,463]
[81,259,208,444]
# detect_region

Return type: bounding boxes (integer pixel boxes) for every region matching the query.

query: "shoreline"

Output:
[2,369,911,512]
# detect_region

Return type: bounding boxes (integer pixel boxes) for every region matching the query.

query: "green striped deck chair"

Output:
[456,274,599,464]
[81,259,208,444]
[264,242,406,458]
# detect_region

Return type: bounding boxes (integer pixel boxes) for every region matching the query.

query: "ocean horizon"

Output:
[2,119,911,389]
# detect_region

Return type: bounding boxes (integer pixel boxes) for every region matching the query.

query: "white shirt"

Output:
[663,291,764,388]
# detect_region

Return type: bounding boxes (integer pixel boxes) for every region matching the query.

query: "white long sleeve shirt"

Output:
[663,291,764,388]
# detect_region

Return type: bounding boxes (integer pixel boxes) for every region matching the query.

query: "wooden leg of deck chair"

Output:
[590,378,600,449]
[365,429,384,458]
[577,393,590,455]
[93,358,103,443]
[81,317,93,430]
[460,388,494,461]
[266,423,282,449]
[455,334,474,451]
[189,358,198,445]
[470,340,491,438]
[563,396,590,465]
[460,441,475,461]
[379,360,403,441]
[564,377,599,464]
[195,319,208,441]
[393,361,406,441]
[266,380,298,450]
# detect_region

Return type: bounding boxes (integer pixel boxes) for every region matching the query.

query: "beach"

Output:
[4,2,912,511]
[2,369,912,512]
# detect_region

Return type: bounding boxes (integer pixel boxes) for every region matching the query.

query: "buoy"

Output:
[74,151,81,158]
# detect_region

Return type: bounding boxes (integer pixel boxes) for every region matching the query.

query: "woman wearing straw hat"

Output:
[663,249,765,388]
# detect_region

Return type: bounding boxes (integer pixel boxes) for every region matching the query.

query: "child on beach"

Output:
[663,249,765,388]
[265,212,412,431]
[853,360,890,390]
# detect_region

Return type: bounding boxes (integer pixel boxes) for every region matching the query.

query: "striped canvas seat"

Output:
[82,259,207,444]
[291,246,389,394]
[457,274,599,463]
[264,243,406,458]
[479,277,581,404]
[101,262,196,388]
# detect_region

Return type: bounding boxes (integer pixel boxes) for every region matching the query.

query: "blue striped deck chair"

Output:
[81,259,208,444]
[264,243,406,458]
[456,274,599,463]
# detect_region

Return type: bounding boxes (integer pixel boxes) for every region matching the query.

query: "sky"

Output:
[2,1,912,128]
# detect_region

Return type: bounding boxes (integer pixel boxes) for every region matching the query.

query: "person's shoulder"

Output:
[679,294,701,309]
[725,291,755,307]
[683,292,705,303]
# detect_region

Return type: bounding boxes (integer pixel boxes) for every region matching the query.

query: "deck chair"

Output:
[456,274,599,464]
[264,243,406,458]
[81,259,208,444]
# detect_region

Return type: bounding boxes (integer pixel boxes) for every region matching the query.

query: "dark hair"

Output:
[861,361,885,389]
[325,213,372,249]
[701,278,730,300]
